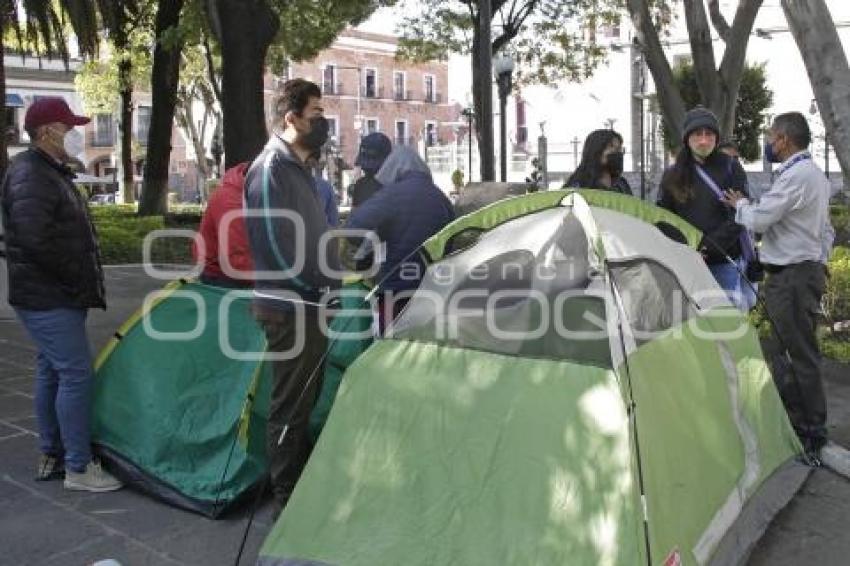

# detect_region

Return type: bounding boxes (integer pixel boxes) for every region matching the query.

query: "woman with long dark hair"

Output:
[565,129,632,195]
[658,107,755,310]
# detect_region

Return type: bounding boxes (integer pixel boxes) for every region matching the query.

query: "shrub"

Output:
[93,214,195,265]
[824,246,850,324]
[832,205,850,248]
[750,245,850,360]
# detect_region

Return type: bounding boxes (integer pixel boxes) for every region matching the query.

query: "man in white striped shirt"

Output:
[723,111,833,458]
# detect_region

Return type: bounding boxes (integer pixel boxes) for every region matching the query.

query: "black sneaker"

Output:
[35,454,65,481]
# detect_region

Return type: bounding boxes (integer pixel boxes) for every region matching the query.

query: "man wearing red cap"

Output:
[0,97,122,492]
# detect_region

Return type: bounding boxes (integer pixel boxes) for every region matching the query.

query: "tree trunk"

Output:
[782,0,850,181]
[176,99,213,202]
[475,1,495,181]
[212,0,279,168]
[628,0,761,146]
[139,0,185,216]
[626,0,687,144]
[683,0,721,111]
[0,16,8,179]
[118,58,135,204]
[716,0,763,138]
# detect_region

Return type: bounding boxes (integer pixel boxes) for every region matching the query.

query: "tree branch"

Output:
[492,0,537,53]
[683,0,720,109]
[201,32,222,104]
[719,0,763,86]
[708,0,731,42]
[717,0,764,134]
[626,0,686,138]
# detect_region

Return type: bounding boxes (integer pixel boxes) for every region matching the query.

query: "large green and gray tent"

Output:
[259,190,808,565]
[91,280,271,517]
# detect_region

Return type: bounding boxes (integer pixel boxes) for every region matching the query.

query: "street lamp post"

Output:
[633,53,647,201]
[493,54,515,183]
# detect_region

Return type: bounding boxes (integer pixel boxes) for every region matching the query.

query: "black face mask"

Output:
[301,116,329,152]
[604,151,624,177]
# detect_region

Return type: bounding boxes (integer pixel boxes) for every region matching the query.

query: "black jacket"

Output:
[566,175,633,196]
[1,148,105,310]
[244,136,340,311]
[348,174,381,207]
[658,152,748,264]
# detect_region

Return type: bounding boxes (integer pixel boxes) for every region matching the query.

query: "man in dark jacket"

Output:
[346,146,455,332]
[0,97,121,492]
[347,132,392,208]
[244,79,339,512]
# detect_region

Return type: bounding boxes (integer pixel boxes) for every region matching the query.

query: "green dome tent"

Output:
[91,278,375,518]
[258,190,808,566]
[91,280,272,517]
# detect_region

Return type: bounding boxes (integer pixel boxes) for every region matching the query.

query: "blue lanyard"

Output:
[775,151,811,177]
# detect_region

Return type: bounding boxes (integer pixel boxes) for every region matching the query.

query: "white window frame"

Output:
[424,74,436,103]
[94,113,114,146]
[322,63,338,94]
[325,114,340,143]
[424,120,438,146]
[364,67,379,98]
[136,104,152,143]
[394,119,409,145]
[365,118,380,134]
[393,70,406,100]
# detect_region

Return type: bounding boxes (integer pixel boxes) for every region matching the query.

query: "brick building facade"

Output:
[272,29,461,169]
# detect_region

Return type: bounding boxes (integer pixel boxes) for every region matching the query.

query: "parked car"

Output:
[89,193,117,205]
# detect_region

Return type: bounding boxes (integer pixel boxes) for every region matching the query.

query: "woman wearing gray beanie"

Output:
[657,106,756,310]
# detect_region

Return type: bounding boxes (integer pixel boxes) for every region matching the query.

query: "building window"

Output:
[393,71,406,100]
[94,114,114,146]
[366,118,379,134]
[323,64,337,94]
[601,23,620,39]
[5,108,20,144]
[137,105,151,143]
[326,116,339,142]
[395,120,408,146]
[424,75,436,103]
[364,68,378,98]
[425,121,437,146]
[516,97,527,147]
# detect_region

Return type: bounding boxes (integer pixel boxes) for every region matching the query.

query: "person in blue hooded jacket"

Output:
[345,146,455,332]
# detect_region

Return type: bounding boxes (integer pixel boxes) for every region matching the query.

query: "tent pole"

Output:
[608,271,653,566]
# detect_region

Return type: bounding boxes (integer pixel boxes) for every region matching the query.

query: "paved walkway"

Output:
[1,263,848,565]
[0,265,274,566]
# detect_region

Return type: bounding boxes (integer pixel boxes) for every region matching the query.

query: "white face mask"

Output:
[63,128,84,158]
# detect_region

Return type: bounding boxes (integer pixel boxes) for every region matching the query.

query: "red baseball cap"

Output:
[24,97,90,131]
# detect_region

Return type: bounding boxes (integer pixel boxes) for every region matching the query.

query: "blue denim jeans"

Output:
[709,260,757,312]
[15,308,94,472]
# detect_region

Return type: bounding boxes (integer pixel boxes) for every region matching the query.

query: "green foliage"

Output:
[269,0,396,63]
[750,245,850,360]
[74,30,154,114]
[0,0,99,60]
[667,61,773,161]
[831,205,850,248]
[91,206,200,264]
[824,246,850,324]
[396,0,621,86]
[820,334,850,364]
[451,169,464,190]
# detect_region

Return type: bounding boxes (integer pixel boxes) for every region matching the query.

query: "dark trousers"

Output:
[254,307,327,507]
[764,261,827,448]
